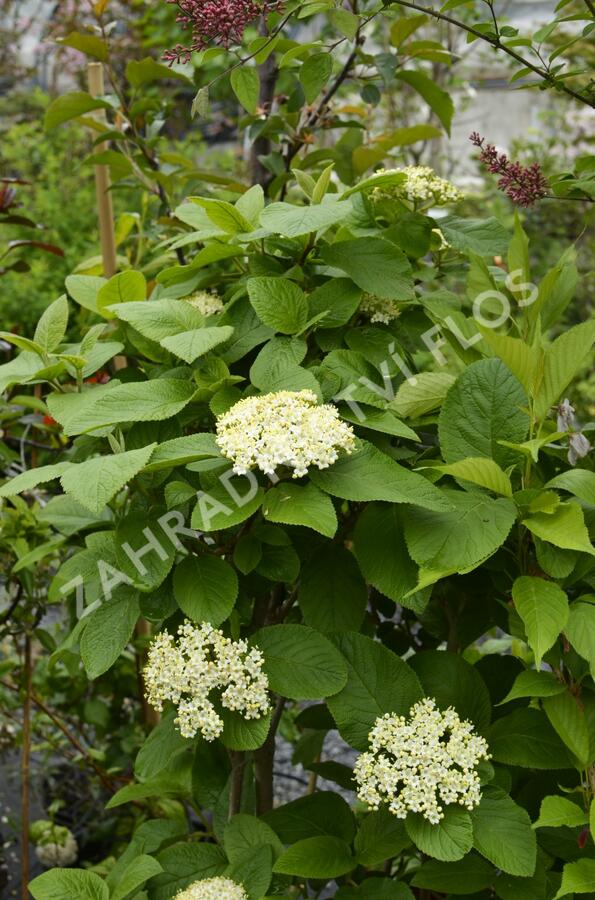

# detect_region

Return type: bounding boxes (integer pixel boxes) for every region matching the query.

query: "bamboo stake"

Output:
[20,634,32,900]
[87,62,117,279]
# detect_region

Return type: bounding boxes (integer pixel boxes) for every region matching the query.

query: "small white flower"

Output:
[215,390,355,478]
[145,621,271,741]
[175,877,248,899]
[360,293,401,325]
[184,290,224,317]
[372,166,464,206]
[35,829,78,867]
[354,698,490,824]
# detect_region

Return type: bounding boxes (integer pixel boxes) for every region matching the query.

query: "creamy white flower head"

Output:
[175,877,248,900]
[215,389,355,478]
[185,290,224,316]
[354,697,490,824]
[360,293,401,325]
[144,621,271,741]
[35,830,78,867]
[372,166,464,206]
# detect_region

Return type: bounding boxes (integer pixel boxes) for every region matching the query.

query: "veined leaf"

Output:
[512,575,568,665]
[426,457,513,497]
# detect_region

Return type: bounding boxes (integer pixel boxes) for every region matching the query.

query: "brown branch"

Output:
[254,696,286,815]
[283,32,365,175]
[387,0,594,108]
[250,18,279,187]
[229,750,246,817]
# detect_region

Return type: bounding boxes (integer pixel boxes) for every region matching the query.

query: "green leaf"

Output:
[298,545,367,632]
[565,600,595,677]
[111,855,163,900]
[354,808,411,867]
[327,632,423,750]
[247,277,309,334]
[260,200,353,237]
[273,836,356,878]
[144,433,221,472]
[191,86,210,118]
[173,555,238,626]
[97,270,146,315]
[125,56,191,86]
[311,440,451,512]
[487,708,572,769]
[438,359,528,468]
[499,670,566,704]
[230,66,260,113]
[81,593,140,679]
[224,814,283,863]
[523,502,595,556]
[220,708,272,751]
[330,7,359,39]
[321,238,414,301]
[438,216,510,256]
[390,372,456,418]
[546,469,595,505]
[534,320,595,418]
[512,576,568,665]
[227,844,273,899]
[543,691,590,767]
[353,503,422,607]
[264,792,356,843]
[115,510,178,592]
[300,52,333,102]
[134,709,190,780]
[428,457,513,497]
[29,869,109,900]
[191,478,265,532]
[65,274,106,313]
[161,326,234,363]
[411,854,494,895]
[406,807,473,862]
[534,795,588,829]
[34,295,69,352]
[477,328,541,396]
[555,859,595,899]
[395,70,454,134]
[470,788,537,877]
[409,651,491,730]
[251,624,348,700]
[0,463,72,499]
[61,445,156,513]
[404,489,516,573]
[194,197,254,234]
[263,482,337,537]
[48,380,195,435]
[44,91,112,130]
[57,31,108,60]
[108,298,204,341]
[308,279,363,329]
[151,843,227,899]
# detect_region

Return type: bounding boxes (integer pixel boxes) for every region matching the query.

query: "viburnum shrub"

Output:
[0,1,594,899]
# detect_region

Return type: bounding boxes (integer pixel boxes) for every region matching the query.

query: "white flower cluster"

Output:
[184,290,224,316]
[360,293,401,325]
[175,877,248,900]
[354,698,490,824]
[372,166,464,206]
[144,621,271,740]
[215,389,355,478]
[35,827,78,868]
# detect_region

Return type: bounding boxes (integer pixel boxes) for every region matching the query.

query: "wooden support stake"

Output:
[87,62,117,279]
